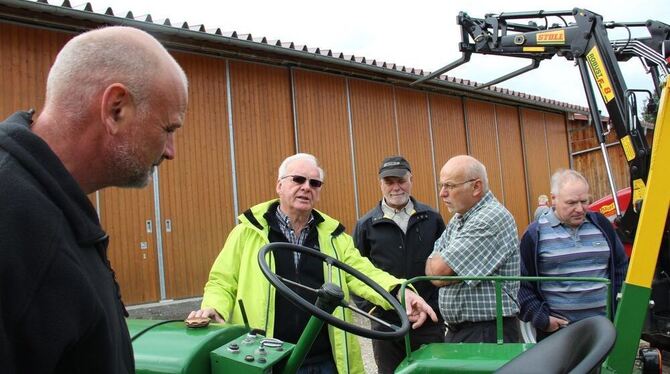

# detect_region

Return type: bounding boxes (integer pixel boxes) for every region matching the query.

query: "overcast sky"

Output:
[88,0,668,113]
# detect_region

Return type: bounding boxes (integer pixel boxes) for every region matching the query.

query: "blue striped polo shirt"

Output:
[537,209,610,322]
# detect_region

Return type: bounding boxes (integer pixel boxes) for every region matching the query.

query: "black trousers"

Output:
[445,317,520,343]
[371,320,446,374]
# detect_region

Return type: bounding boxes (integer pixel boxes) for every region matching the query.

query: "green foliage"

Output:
[642,94,659,125]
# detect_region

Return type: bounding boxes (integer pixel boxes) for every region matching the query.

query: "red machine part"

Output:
[589,187,633,256]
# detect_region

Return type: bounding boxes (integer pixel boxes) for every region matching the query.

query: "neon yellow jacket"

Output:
[202,199,403,374]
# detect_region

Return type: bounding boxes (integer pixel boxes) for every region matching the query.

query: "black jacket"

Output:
[252,202,333,364]
[353,197,445,320]
[0,112,133,373]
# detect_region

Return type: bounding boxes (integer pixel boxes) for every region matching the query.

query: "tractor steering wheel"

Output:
[258,242,410,340]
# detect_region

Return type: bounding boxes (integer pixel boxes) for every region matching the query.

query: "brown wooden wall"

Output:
[395,88,437,208]
[158,53,236,300]
[1,21,576,304]
[293,70,357,230]
[429,95,468,219]
[569,119,654,201]
[0,23,68,118]
[349,79,398,217]
[497,104,531,232]
[99,188,159,304]
[230,61,295,210]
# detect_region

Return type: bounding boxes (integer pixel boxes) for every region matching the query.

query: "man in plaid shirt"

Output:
[425,155,520,343]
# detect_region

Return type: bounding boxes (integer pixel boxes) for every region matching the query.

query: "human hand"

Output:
[402,289,438,329]
[546,315,569,332]
[187,308,225,323]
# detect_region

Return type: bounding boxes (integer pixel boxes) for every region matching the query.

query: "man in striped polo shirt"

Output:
[518,169,628,341]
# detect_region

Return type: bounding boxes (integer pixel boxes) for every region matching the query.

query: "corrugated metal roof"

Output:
[0,0,590,114]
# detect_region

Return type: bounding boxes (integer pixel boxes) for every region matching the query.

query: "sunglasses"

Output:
[281,175,323,188]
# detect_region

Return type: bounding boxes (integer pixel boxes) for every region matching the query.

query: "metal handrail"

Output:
[399,275,612,362]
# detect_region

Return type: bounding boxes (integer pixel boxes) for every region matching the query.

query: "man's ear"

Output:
[100,83,133,135]
[472,179,483,197]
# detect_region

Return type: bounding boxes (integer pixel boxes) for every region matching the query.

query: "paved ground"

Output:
[127,298,379,373]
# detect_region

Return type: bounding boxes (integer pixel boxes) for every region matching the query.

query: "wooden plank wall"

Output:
[496,105,530,231]
[348,79,398,218]
[230,62,296,211]
[395,88,438,209]
[429,95,468,219]
[569,119,654,201]
[521,109,552,215]
[158,53,236,300]
[1,22,575,304]
[293,70,357,230]
[0,23,67,120]
[466,100,505,200]
[99,188,160,304]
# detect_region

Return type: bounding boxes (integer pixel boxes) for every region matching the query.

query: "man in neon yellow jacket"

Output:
[189,153,438,374]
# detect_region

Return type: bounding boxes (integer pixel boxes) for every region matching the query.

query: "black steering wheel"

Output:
[258,242,410,340]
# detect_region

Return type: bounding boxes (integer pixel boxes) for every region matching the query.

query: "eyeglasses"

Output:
[439,178,477,191]
[281,175,323,188]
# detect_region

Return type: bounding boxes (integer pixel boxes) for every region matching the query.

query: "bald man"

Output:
[425,155,520,343]
[0,26,188,373]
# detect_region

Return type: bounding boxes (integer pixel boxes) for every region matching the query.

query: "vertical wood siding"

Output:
[99,188,160,304]
[465,99,504,200]
[545,112,571,172]
[292,69,357,230]
[395,88,437,209]
[521,108,553,212]
[0,23,67,118]
[428,95,468,220]
[348,79,398,218]
[158,53,235,299]
[496,104,530,232]
[229,61,295,212]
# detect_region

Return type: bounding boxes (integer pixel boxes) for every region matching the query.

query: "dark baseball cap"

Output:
[378,156,411,178]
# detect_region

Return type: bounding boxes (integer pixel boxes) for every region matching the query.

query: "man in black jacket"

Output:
[0,26,188,373]
[354,156,446,373]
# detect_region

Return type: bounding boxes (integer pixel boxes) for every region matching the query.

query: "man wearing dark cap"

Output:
[353,156,446,373]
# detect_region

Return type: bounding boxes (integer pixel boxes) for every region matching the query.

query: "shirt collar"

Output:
[545,208,562,227]
[275,206,314,230]
[381,197,415,216]
[544,208,592,229]
[456,190,493,223]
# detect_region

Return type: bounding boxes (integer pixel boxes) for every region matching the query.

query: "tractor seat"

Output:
[495,316,616,374]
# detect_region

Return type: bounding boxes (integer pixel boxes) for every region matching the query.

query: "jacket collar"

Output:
[240,199,345,237]
[371,196,430,220]
[0,111,106,246]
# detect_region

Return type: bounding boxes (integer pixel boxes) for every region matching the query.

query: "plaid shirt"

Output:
[275,208,314,268]
[434,191,520,323]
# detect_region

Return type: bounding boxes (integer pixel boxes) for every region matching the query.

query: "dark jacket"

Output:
[259,202,332,364]
[353,197,445,320]
[518,210,629,331]
[0,112,133,373]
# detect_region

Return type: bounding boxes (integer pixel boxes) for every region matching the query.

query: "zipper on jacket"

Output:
[330,235,350,374]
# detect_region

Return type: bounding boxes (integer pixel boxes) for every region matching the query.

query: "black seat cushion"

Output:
[495,316,616,374]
